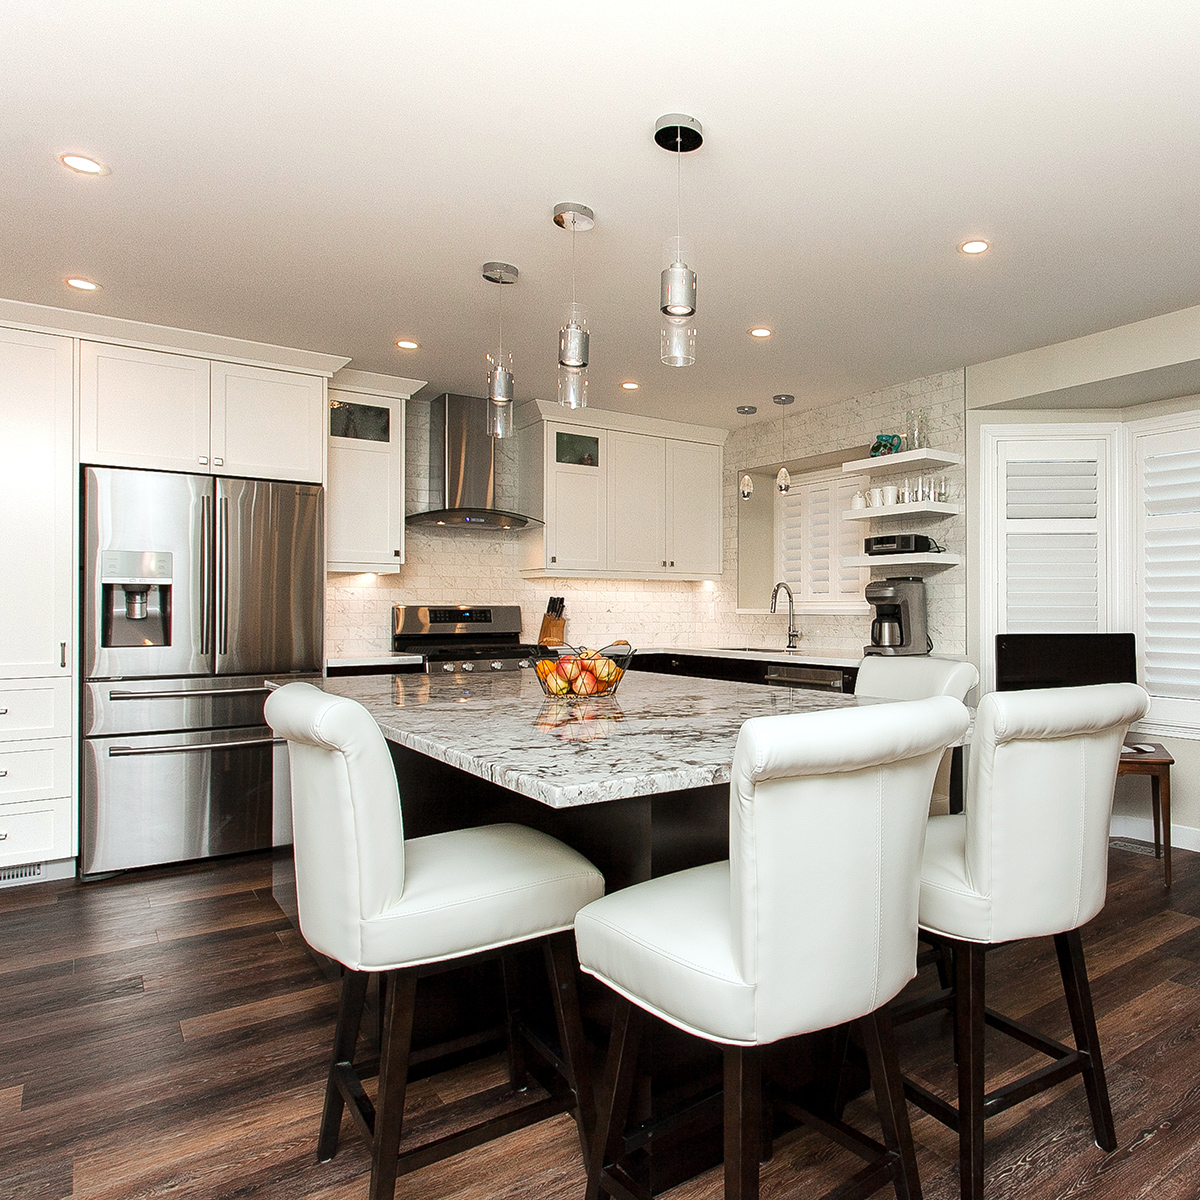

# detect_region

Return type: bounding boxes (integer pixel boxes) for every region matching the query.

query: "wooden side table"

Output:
[1118,742,1175,887]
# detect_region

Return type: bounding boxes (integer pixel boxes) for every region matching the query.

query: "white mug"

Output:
[850,491,867,509]
[869,487,884,507]
[882,484,899,505]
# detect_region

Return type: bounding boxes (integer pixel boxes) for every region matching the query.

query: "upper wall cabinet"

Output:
[518,403,725,581]
[80,343,325,482]
[327,386,406,572]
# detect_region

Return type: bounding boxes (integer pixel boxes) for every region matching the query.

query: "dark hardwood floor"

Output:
[1,841,1197,1200]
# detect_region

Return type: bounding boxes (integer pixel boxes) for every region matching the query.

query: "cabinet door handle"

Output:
[0,833,7,841]
[669,560,675,567]
[213,457,224,467]
[394,549,402,557]
[199,456,209,465]
[550,555,557,563]
[0,709,7,716]
[0,770,7,777]
[61,642,67,668]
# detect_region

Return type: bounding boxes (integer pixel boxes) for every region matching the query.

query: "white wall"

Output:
[325,368,968,658]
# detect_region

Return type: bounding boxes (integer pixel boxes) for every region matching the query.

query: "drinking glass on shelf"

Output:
[935,474,949,503]
[905,408,928,451]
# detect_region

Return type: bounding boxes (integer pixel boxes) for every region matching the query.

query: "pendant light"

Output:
[774,394,795,494]
[482,261,518,438]
[553,203,594,410]
[740,474,754,500]
[655,114,702,367]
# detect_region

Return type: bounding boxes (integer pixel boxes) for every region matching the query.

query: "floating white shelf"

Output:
[841,447,964,475]
[841,501,961,521]
[845,552,962,571]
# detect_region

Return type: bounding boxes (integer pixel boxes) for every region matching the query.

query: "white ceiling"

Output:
[5,1,1200,429]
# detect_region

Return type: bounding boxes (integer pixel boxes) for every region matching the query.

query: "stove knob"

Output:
[518,659,531,669]
[490,660,504,671]
[441,662,454,673]
[461,662,475,672]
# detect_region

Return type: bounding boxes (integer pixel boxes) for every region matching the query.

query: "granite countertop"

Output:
[289,669,875,809]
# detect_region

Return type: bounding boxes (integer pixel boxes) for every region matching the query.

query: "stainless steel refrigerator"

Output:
[81,466,323,875]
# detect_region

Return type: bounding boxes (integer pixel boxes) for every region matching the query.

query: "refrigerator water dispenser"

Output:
[100,550,173,647]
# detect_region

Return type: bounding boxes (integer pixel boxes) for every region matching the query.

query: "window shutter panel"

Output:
[775,472,867,606]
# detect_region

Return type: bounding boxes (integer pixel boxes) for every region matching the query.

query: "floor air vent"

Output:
[0,862,44,882]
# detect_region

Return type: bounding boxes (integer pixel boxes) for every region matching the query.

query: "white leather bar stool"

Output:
[265,682,605,1200]
[576,696,969,1200]
[900,682,1150,1200]
[855,657,979,816]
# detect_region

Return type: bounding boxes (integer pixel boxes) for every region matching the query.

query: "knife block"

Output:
[537,615,566,646]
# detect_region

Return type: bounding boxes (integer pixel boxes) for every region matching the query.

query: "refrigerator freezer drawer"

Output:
[82,726,280,875]
[0,738,73,803]
[83,675,272,737]
[0,678,72,742]
[0,796,73,868]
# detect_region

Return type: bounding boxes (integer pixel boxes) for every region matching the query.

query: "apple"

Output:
[591,656,618,684]
[557,656,583,684]
[574,668,601,695]
[545,670,570,695]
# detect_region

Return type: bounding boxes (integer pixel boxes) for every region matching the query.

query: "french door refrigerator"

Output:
[81,466,323,875]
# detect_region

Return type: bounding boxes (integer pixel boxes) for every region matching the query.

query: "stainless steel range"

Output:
[392,604,541,673]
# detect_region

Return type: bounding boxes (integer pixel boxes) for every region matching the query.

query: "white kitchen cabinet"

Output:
[0,796,74,870]
[81,342,325,482]
[0,679,73,742]
[211,361,325,482]
[327,386,406,572]
[666,439,722,576]
[608,431,666,573]
[0,328,75,680]
[519,403,724,580]
[80,342,212,473]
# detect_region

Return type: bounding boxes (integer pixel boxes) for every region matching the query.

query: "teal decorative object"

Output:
[870,433,903,457]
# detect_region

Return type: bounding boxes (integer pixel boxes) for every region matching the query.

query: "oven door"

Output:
[81,726,282,875]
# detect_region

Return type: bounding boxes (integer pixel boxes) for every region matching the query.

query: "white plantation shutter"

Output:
[997,442,1108,636]
[1137,432,1200,727]
[776,470,867,609]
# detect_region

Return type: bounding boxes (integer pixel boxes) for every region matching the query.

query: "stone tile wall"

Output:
[325,369,966,659]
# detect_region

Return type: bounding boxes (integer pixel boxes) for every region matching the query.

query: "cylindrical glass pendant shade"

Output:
[487,349,514,438]
[661,315,696,367]
[559,304,589,368]
[776,466,791,494]
[558,364,588,409]
[740,474,754,500]
[660,261,697,316]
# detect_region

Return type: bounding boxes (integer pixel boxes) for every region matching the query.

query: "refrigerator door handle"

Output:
[107,736,284,757]
[199,494,212,656]
[107,686,270,701]
[216,495,229,657]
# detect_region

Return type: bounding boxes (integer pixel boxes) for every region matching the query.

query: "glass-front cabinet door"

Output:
[327,390,405,571]
[546,426,606,571]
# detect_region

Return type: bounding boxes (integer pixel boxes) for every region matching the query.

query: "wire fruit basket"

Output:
[531,641,634,698]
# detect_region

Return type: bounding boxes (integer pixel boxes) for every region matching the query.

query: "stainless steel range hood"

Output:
[405,393,541,530]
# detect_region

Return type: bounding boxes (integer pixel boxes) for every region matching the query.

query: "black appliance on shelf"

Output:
[995,633,1138,691]
[864,533,934,555]
[393,604,541,674]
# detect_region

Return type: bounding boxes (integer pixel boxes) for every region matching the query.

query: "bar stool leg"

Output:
[586,997,645,1200]
[369,970,418,1200]
[1054,930,1117,1151]
[724,1045,761,1200]
[1156,771,1173,888]
[317,969,369,1162]
[500,952,529,1092]
[860,1006,922,1200]
[544,931,596,1160]
[955,940,986,1200]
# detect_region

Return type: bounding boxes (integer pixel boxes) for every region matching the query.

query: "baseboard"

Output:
[1110,814,1200,854]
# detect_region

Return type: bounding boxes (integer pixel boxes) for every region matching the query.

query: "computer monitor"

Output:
[995,633,1138,691]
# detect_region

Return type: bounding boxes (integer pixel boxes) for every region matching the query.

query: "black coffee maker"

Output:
[864,577,929,656]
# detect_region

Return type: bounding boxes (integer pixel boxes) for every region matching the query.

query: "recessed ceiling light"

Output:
[748,327,773,339]
[60,154,107,175]
[395,339,420,350]
[66,277,101,291]
[621,381,639,390]
[959,239,990,255]
[736,405,757,415]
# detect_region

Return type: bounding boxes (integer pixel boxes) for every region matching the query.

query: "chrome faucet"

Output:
[770,581,801,648]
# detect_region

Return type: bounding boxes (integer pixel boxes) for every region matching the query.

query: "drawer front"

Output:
[0,796,73,867]
[0,679,72,742]
[0,739,73,803]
